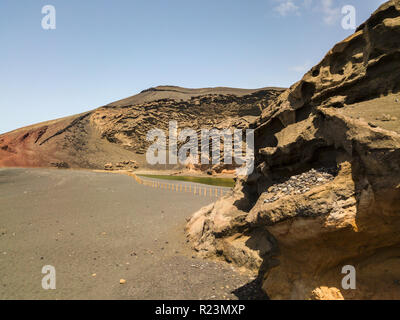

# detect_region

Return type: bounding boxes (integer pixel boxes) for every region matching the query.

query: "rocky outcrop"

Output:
[93,87,282,160]
[104,160,138,171]
[0,86,283,170]
[186,0,400,299]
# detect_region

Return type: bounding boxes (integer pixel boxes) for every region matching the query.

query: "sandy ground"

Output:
[0,168,265,300]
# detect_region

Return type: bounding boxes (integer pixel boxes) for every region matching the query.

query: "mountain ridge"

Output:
[0,85,285,169]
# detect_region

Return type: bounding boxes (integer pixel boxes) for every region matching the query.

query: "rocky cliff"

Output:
[0,86,283,170]
[186,0,400,299]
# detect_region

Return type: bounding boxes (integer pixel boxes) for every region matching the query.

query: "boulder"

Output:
[104,163,113,170]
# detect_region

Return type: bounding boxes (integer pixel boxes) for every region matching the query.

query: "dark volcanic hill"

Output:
[0,86,284,170]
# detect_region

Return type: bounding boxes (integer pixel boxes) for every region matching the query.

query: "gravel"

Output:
[264,167,337,204]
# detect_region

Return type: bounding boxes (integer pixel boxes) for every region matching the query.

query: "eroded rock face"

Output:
[186,0,400,299]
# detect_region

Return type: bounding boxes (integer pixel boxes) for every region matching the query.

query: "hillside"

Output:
[0,86,284,170]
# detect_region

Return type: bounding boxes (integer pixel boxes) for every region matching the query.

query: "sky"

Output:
[0,0,387,133]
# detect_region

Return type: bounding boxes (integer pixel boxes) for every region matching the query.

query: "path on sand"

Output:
[0,168,266,299]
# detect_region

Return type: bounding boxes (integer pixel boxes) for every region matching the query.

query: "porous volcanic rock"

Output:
[186,0,400,300]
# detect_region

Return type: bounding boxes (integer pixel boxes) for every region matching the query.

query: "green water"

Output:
[138,174,235,188]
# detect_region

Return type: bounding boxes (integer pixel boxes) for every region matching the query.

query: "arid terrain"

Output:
[0,168,266,300]
[1,0,400,301]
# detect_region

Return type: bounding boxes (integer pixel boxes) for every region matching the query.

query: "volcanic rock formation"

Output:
[186,0,400,300]
[0,86,283,170]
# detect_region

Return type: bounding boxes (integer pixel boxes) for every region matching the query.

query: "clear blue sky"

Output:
[0,0,387,133]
